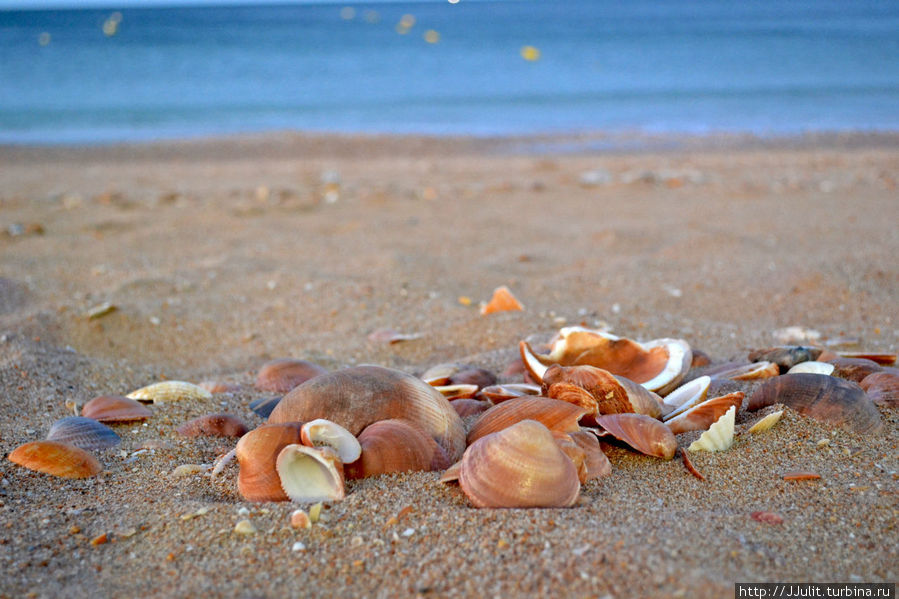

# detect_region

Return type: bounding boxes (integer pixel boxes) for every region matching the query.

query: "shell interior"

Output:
[301,419,362,463]
[661,376,711,421]
[276,445,345,503]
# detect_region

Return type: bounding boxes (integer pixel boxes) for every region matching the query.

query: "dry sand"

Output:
[0,132,897,598]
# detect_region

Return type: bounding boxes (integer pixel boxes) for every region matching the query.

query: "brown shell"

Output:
[434,384,479,400]
[344,419,436,480]
[8,440,102,479]
[459,419,580,508]
[269,365,466,463]
[46,417,121,451]
[552,431,587,483]
[477,383,541,404]
[747,346,823,372]
[235,422,303,502]
[837,352,896,366]
[177,413,249,438]
[543,364,663,419]
[450,399,492,419]
[595,413,678,460]
[466,396,588,446]
[827,357,883,383]
[81,395,152,422]
[255,358,328,393]
[448,368,497,390]
[568,430,612,481]
[665,392,745,435]
[747,373,882,434]
[859,372,899,408]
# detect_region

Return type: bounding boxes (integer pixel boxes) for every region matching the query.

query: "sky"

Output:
[0,0,457,9]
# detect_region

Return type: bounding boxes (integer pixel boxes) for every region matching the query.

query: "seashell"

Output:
[300,419,361,464]
[479,285,524,315]
[81,395,152,423]
[448,368,497,390]
[782,471,821,481]
[787,361,836,376]
[421,363,459,386]
[235,422,303,502]
[439,460,461,484]
[665,392,744,435]
[255,358,328,393]
[344,419,437,479]
[747,346,823,372]
[680,448,704,480]
[595,413,677,460]
[276,445,345,503]
[859,372,899,408]
[433,384,479,400]
[176,413,248,438]
[198,380,241,394]
[690,349,712,368]
[687,406,735,452]
[449,398,492,419]
[704,361,779,381]
[269,365,466,464]
[542,364,664,420]
[837,352,896,366]
[8,440,102,478]
[519,330,691,396]
[290,509,312,529]
[458,419,580,508]
[551,430,588,482]
[660,376,710,421]
[477,383,541,404]
[248,396,282,418]
[826,357,882,383]
[46,417,120,451]
[747,373,882,434]
[568,430,611,481]
[748,410,784,434]
[466,396,587,446]
[127,381,212,404]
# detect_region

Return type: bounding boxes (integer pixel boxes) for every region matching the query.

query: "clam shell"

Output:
[46,416,120,451]
[748,410,784,434]
[543,364,664,419]
[661,376,711,421]
[859,372,899,408]
[665,392,744,435]
[449,398,492,419]
[344,419,436,480]
[787,361,836,376]
[255,358,328,393]
[747,346,823,372]
[276,445,345,503]
[235,422,303,502]
[177,413,249,438]
[688,406,736,452]
[568,430,612,481]
[595,413,677,460]
[747,373,882,434]
[466,396,587,446]
[269,365,466,464]
[127,381,212,404]
[477,383,541,404]
[552,431,587,483]
[81,395,152,422]
[459,419,580,508]
[479,285,524,315]
[300,419,361,464]
[8,440,102,478]
[827,357,882,383]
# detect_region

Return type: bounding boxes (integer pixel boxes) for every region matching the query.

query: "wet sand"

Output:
[0,132,897,598]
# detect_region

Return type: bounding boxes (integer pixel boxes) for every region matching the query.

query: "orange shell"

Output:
[466,396,587,446]
[255,358,328,393]
[595,413,678,460]
[543,364,664,419]
[81,395,152,422]
[235,422,303,502]
[665,392,745,435]
[479,285,524,315]
[8,440,102,479]
[177,413,249,438]
[568,430,612,481]
[827,357,883,383]
[344,419,436,480]
[859,372,899,408]
[450,398,492,419]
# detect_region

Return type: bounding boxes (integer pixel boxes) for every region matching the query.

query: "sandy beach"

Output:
[1,132,897,598]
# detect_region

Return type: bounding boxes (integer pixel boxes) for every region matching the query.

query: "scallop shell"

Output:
[466,396,587,446]
[255,358,328,393]
[176,413,249,438]
[459,419,580,508]
[748,410,784,434]
[661,376,711,421]
[747,346,823,372]
[688,406,736,452]
[479,285,524,315]
[235,422,303,502]
[46,417,121,451]
[665,392,744,435]
[276,445,345,503]
[859,372,899,408]
[126,381,212,404]
[787,361,836,376]
[268,365,466,464]
[542,364,664,419]
[81,395,152,422]
[594,413,677,460]
[300,419,361,464]
[8,440,102,479]
[343,419,436,480]
[747,373,882,434]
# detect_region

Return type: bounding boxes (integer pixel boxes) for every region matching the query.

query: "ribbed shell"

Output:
[459,419,580,508]
[466,396,587,446]
[344,419,436,480]
[268,365,466,463]
[450,399,492,419]
[255,358,328,393]
[595,413,677,460]
[859,372,899,408]
[177,413,249,438]
[46,417,120,451]
[127,381,212,404]
[81,395,152,422]
[235,422,303,502]
[8,440,102,479]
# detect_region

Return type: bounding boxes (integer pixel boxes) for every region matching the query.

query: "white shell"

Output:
[300,419,362,463]
[661,376,711,421]
[639,338,692,396]
[787,361,836,376]
[688,406,736,452]
[748,410,784,434]
[126,381,212,404]
[276,444,345,503]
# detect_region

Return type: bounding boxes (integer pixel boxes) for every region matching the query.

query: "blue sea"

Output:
[1,0,898,144]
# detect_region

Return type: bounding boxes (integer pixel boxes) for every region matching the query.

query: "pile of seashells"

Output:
[6,326,896,509]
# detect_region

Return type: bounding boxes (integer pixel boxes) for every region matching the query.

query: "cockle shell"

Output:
[466,396,588,446]
[542,364,664,420]
[458,419,580,508]
[276,445,345,503]
[46,417,120,451]
[665,392,744,435]
[859,372,899,408]
[343,419,436,480]
[477,383,541,404]
[127,381,212,404]
[479,285,524,315]
[747,373,882,434]
[594,413,677,460]
[661,376,711,421]
[300,419,361,464]
[688,406,736,452]
[705,361,779,381]
[787,361,836,376]
[747,346,823,372]
[235,422,303,502]
[177,413,249,438]
[81,395,152,422]
[8,440,102,478]
[268,365,466,464]
[255,358,328,393]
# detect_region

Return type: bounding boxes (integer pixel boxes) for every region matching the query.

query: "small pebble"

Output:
[233,519,256,535]
[290,509,311,529]
[291,541,306,552]
[237,507,250,516]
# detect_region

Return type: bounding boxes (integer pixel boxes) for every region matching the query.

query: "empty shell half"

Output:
[594,413,677,460]
[276,445,345,503]
[46,417,121,451]
[126,381,212,404]
[8,440,102,479]
[81,395,152,422]
[688,406,736,452]
[255,358,328,393]
[300,419,362,464]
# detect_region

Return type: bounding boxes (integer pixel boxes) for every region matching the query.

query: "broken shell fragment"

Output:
[421,363,459,386]
[747,373,882,434]
[300,419,361,464]
[255,358,328,393]
[81,395,152,422]
[8,440,102,479]
[46,416,121,451]
[466,397,588,446]
[787,361,836,376]
[344,419,436,480]
[660,376,711,421]
[859,372,899,408]
[688,406,736,452]
[665,392,744,435]
[595,413,678,460]
[479,285,524,315]
[276,445,345,503]
[748,410,784,434]
[459,419,580,508]
[176,414,249,438]
[126,381,212,404]
[235,422,303,502]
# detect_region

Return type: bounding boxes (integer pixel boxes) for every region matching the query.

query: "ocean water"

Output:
[1,0,898,144]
